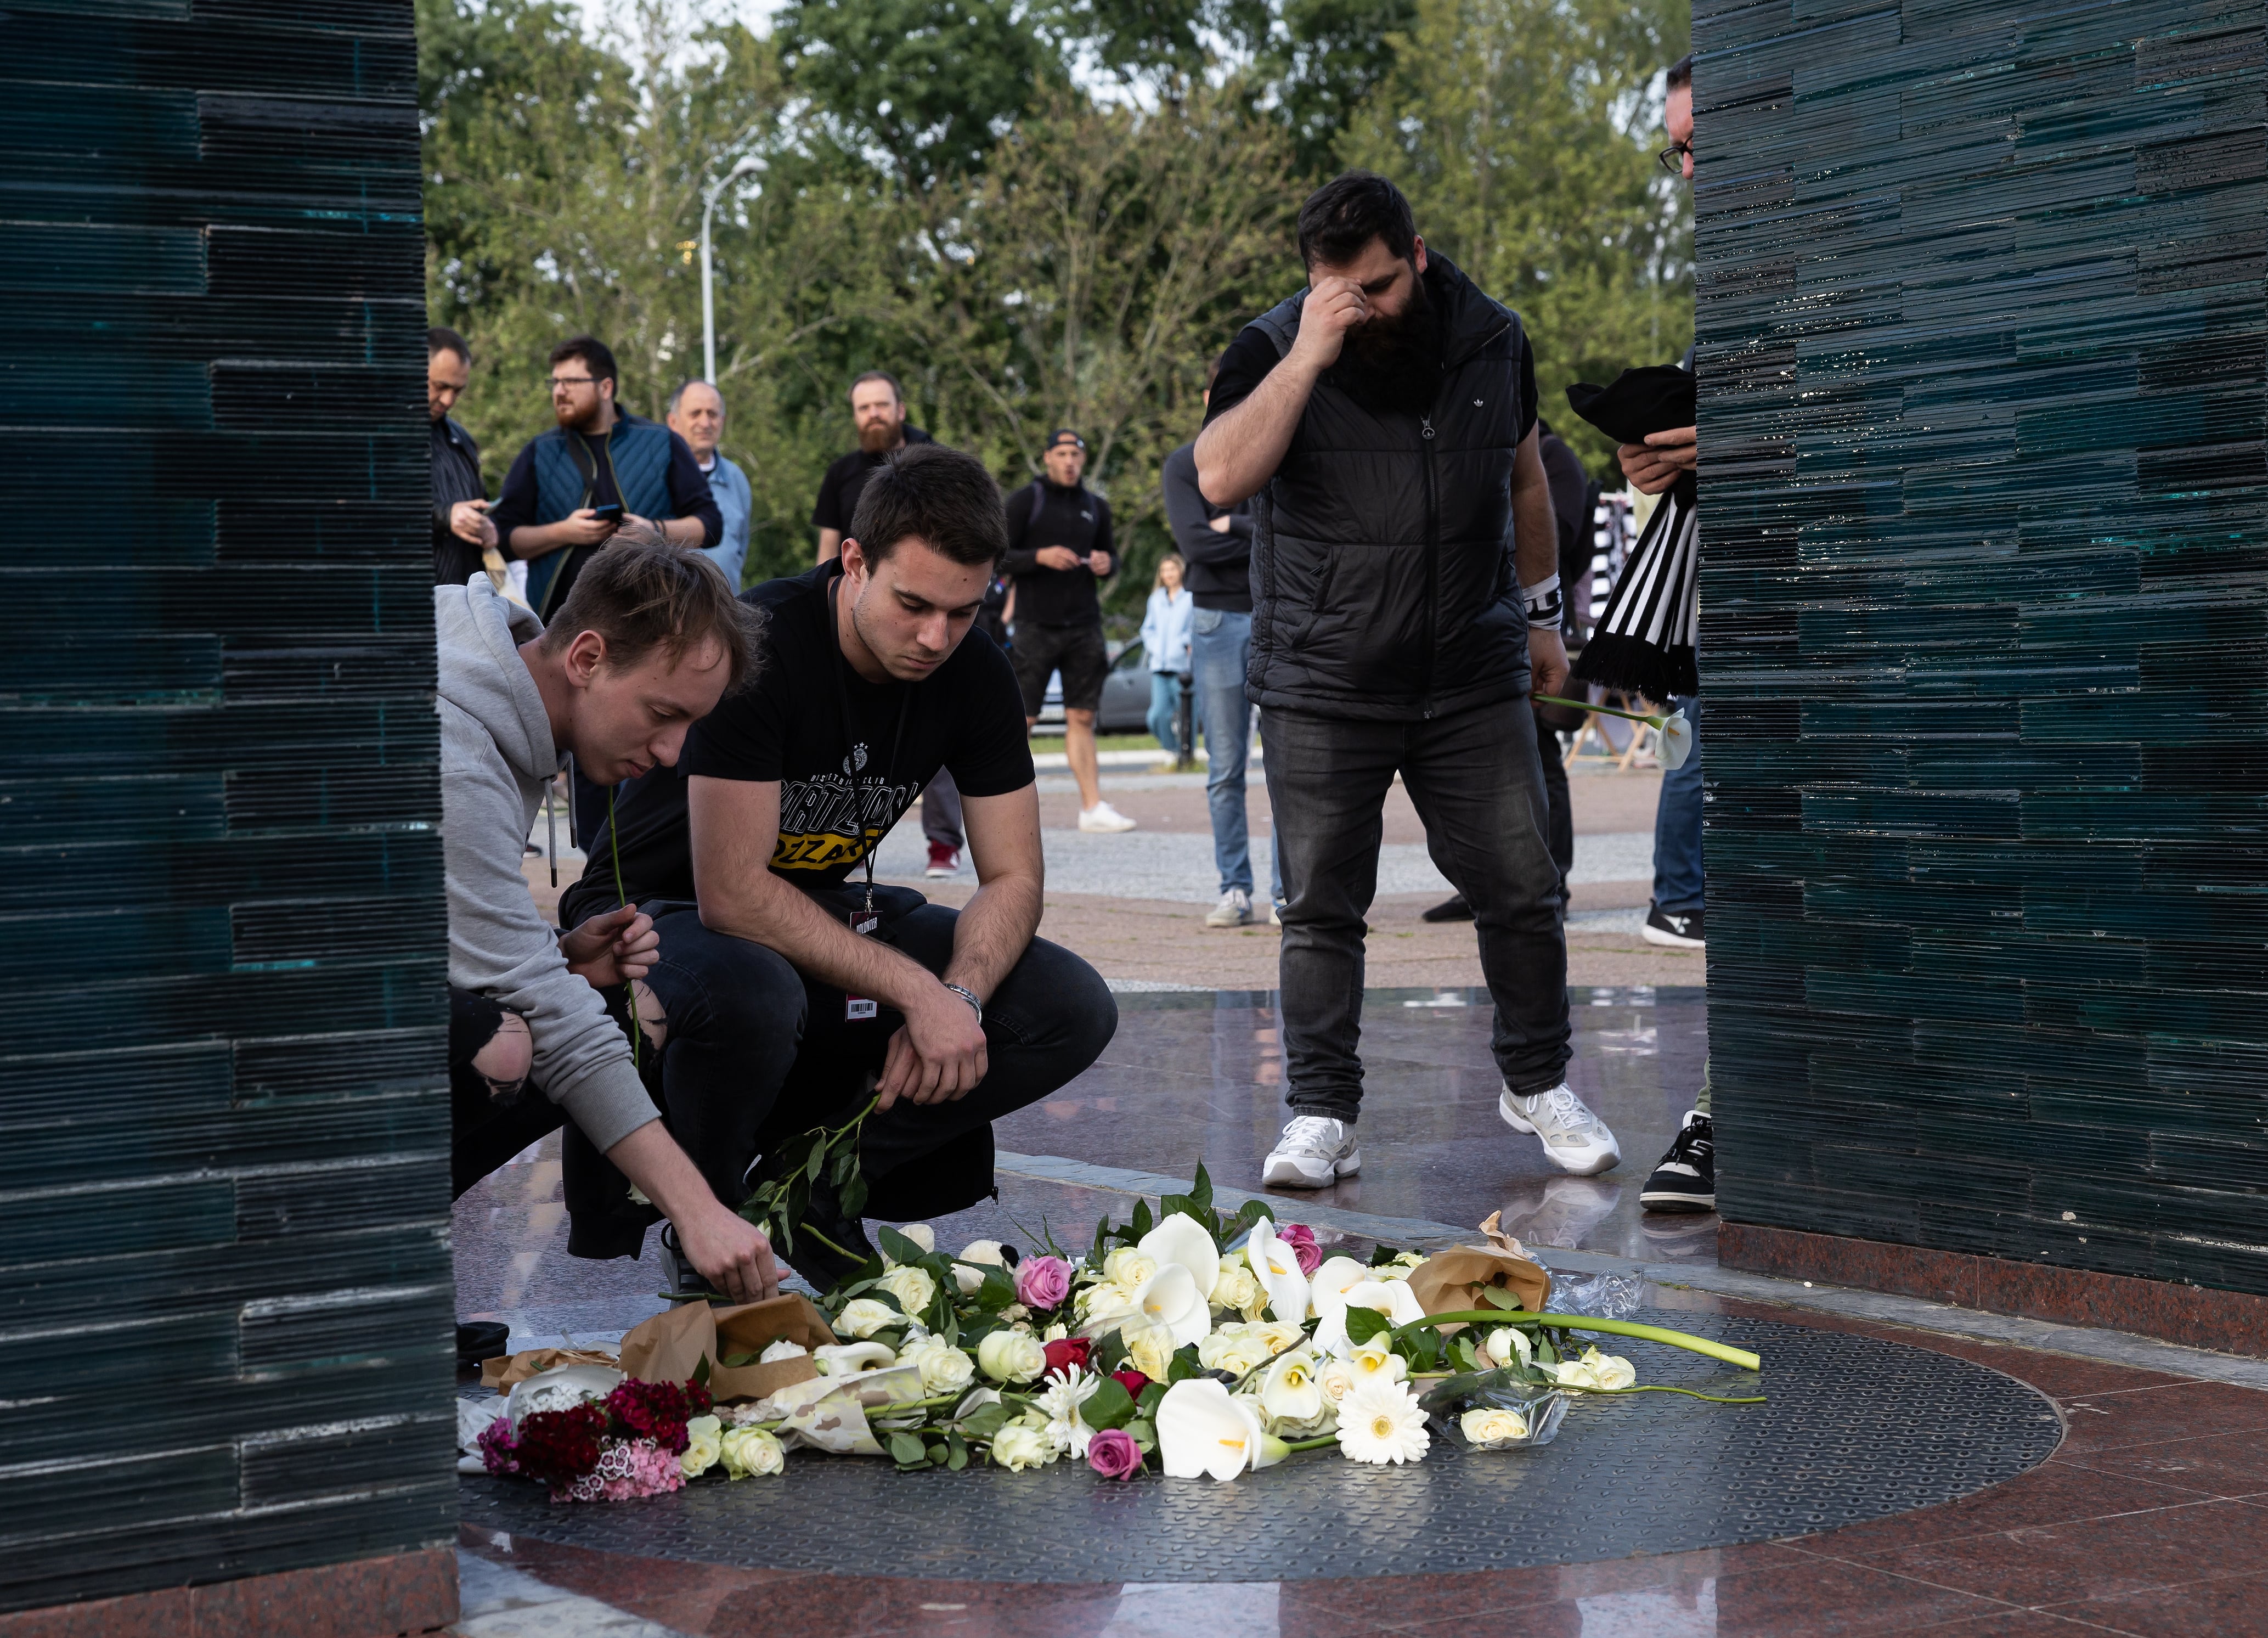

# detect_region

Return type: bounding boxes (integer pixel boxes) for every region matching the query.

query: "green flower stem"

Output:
[799,1222,860,1261]
[1572,1384,1767,1405]
[1282,1434,1339,1454]
[1533,694,1669,728]
[607,787,639,1068]
[1393,1311,1762,1374]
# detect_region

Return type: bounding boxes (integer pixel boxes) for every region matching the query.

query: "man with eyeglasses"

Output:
[489,335,723,618]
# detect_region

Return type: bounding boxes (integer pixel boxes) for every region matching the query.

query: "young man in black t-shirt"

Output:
[566,443,1116,1289]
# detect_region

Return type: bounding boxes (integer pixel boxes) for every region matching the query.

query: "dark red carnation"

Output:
[603,1377,712,1455]
[1111,1368,1149,1399]
[510,1403,607,1488]
[1043,1337,1093,1378]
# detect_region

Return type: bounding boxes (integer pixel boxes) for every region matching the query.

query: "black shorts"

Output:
[1010,621,1109,716]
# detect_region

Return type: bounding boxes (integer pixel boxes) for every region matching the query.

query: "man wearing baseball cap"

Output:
[1002,430,1136,831]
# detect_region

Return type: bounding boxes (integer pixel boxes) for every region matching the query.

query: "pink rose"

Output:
[1087,1427,1143,1481]
[1014,1254,1071,1310]
[1280,1223,1323,1277]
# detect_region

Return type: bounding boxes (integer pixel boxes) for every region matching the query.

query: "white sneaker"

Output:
[1262,1115,1361,1188]
[1499,1084,1621,1176]
[1205,887,1254,927]
[1078,801,1137,832]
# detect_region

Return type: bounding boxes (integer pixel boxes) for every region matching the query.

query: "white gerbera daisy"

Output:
[1034,1369,1101,1457]
[1335,1379,1431,1466]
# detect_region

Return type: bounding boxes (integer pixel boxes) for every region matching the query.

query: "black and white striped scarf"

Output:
[1571,472,1697,701]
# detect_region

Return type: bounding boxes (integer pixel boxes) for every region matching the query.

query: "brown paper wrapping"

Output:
[479,1347,622,1389]
[617,1296,840,1403]
[1405,1213,1552,1323]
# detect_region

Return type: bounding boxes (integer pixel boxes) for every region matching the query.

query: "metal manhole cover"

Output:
[459,1312,2061,1580]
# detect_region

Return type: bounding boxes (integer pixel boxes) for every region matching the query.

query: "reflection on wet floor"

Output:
[453,985,1712,1342]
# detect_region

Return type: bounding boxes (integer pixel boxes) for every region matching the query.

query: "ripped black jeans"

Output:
[449,985,565,1201]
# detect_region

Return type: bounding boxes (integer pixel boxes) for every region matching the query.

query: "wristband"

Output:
[943,983,984,1026]
[1521,572,1564,633]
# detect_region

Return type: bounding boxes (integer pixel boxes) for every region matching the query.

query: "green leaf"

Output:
[876,1225,924,1266]
[1092,1329,1129,1375]
[830,1146,857,1186]
[946,1432,969,1471]
[1369,1243,1404,1267]
[692,1354,712,1387]
[839,1171,868,1218]
[1125,1416,1156,1453]
[1536,1336,1559,1366]
[957,1403,1013,1441]
[1343,1305,1391,1346]
[804,1141,828,1183]
[1157,1192,1191,1223]
[1130,1198,1153,1237]
[1136,1381,1166,1416]
[940,1306,960,1349]
[1482,1285,1525,1311]
[1167,1344,1201,1382]
[888,1431,927,1466]
[927,1439,950,1466]
[1082,1377,1136,1431]
[718,1351,761,1369]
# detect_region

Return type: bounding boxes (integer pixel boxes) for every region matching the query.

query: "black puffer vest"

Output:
[1246,255,1532,721]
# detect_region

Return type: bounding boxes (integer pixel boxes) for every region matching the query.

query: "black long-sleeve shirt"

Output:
[431,414,488,587]
[1160,441,1253,612]
[1001,477,1114,628]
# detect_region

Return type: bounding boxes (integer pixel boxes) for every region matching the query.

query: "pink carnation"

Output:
[1087,1427,1143,1481]
[553,1437,687,1504]
[1279,1223,1323,1277]
[1014,1254,1072,1310]
[477,1415,520,1477]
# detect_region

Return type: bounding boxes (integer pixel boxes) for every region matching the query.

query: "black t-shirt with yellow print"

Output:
[562,560,1033,925]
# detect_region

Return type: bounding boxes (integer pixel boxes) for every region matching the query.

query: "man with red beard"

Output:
[814,370,933,564]
[1195,172,1618,1190]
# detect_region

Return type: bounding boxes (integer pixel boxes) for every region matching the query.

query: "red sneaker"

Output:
[925,842,960,878]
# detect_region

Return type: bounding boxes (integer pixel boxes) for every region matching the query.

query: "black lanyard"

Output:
[826,576,913,916]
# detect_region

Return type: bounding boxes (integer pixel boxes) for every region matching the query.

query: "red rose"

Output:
[1043,1337,1093,1377]
[1111,1367,1149,1399]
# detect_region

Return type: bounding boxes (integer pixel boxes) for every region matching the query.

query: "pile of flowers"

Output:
[478,1376,719,1503]
[470,1164,1762,1498]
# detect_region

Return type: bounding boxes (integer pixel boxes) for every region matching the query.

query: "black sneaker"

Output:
[1639,1111,1714,1213]
[1421,894,1475,923]
[1643,904,1705,948]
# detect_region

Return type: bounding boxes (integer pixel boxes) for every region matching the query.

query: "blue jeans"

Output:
[1146,671,1184,755]
[1191,607,1283,904]
[1651,694,1703,912]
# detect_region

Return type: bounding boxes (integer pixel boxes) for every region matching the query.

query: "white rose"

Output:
[1075,1281,1133,1321]
[758,1338,809,1364]
[977,1329,1048,1384]
[877,1264,938,1316]
[1250,1320,1306,1355]
[1195,1327,1271,1376]
[1481,1327,1532,1370]
[680,1414,724,1478]
[1460,1406,1528,1445]
[1122,1318,1177,1381]
[960,1239,1008,1266]
[836,1298,896,1338]
[1579,1348,1636,1391]
[1103,1247,1159,1288]
[1211,1263,1265,1319]
[719,1425,785,1478]
[989,1421,1054,1471]
[1555,1357,1599,1389]
[892,1223,936,1256]
[1317,1359,1358,1404]
[905,1340,977,1394]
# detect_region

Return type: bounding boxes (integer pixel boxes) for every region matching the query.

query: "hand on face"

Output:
[1291,275,1370,371]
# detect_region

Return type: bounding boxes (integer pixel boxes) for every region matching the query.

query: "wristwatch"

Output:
[943,983,983,1026]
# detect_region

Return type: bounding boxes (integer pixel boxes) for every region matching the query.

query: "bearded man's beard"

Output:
[1332,268,1440,414]
[857,418,902,454]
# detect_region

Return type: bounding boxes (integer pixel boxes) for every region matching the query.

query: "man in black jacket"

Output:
[1003,431,1136,832]
[1195,172,1619,1189]
[428,327,495,587]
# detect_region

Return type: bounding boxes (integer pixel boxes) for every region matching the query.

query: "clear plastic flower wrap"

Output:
[1543,1270,1645,1319]
[1416,1369,1571,1451]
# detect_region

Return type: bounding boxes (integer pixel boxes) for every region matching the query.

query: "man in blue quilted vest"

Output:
[1195,172,1620,1192]
[490,334,724,619]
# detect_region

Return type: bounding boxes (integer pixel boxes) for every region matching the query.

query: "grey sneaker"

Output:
[1500,1084,1621,1176]
[1205,887,1254,928]
[1262,1115,1361,1188]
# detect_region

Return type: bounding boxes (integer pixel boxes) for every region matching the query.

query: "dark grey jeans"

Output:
[1261,700,1571,1119]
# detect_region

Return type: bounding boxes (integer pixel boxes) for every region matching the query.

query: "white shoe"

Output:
[1205,887,1254,927]
[1078,801,1137,832]
[1262,1115,1361,1188]
[1500,1084,1621,1176]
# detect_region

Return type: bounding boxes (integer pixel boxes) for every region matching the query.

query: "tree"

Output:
[1340,0,1691,476]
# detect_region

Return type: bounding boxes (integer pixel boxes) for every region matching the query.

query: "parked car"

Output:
[1028,638,1155,737]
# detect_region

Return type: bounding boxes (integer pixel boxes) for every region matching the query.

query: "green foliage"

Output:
[422,0,1690,593]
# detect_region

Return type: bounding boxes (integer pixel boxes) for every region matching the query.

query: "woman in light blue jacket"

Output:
[1141,553,1195,755]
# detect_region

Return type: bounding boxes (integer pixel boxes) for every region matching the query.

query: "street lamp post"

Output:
[700,155,762,385]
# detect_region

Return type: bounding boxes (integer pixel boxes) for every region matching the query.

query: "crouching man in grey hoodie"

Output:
[438,532,777,1353]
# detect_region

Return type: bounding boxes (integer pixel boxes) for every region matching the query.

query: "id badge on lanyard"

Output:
[844,869,881,1021]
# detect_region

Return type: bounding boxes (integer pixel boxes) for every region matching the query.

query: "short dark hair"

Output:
[1667,54,1693,90]
[849,369,903,404]
[538,527,764,690]
[848,443,1007,568]
[428,325,471,363]
[550,335,618,390]
[1297,171,1418,270]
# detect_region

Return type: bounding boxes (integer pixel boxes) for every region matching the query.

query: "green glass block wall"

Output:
[1696,1,2268,1291]
[0,0,451,1609]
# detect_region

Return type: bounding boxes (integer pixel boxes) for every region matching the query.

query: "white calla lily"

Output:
[1255,1347,1325,1428]
[1657,710,1694,770]
[1306,1254,1372,1321]
[1138,1213,1221,1304]
[1313,1278,1426,1358]
[1243,1218,1311,1325]
[814,1341,897,1376]
[1155,1378,1266,1481]
[1129,1259,1212,1348]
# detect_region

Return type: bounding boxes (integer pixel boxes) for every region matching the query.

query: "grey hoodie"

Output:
[435,576,657,1153]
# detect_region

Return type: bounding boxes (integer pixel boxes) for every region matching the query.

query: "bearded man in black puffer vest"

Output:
[1195,171,1621,1190]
